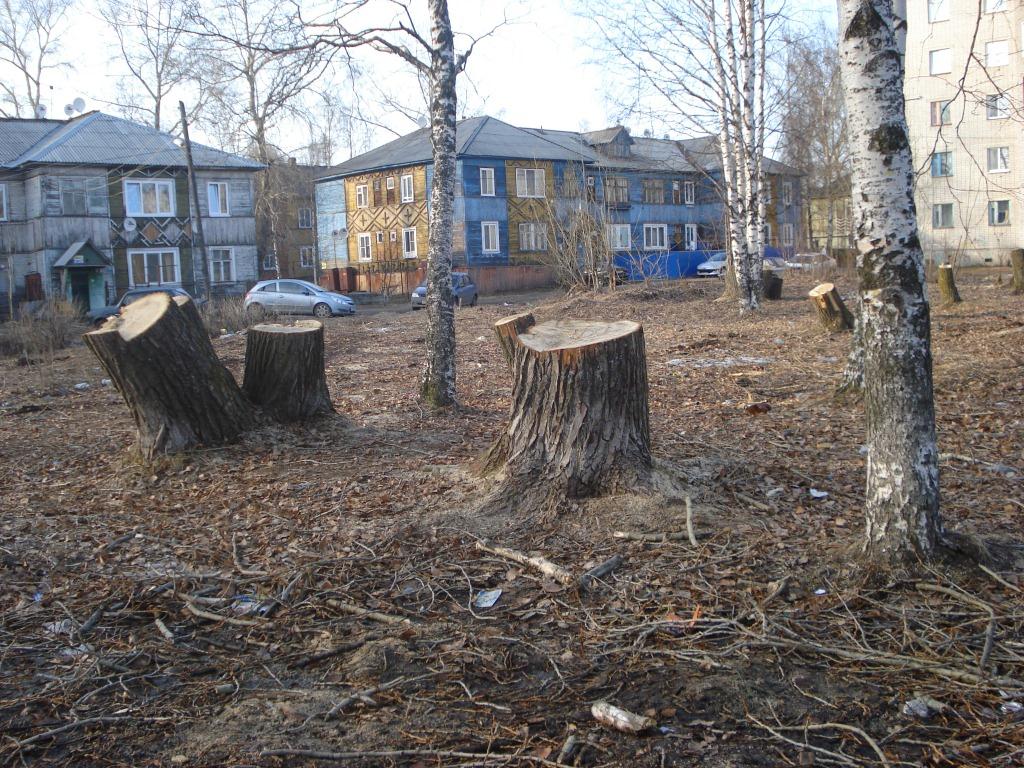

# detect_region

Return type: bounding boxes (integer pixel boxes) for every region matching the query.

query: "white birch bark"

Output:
[838,0,941,561]
[420,0,458,407]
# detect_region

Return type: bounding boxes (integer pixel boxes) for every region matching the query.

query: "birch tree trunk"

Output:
[839,0,941,563]
[420,0,458,408]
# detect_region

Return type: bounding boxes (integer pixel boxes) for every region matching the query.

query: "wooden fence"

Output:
[322,262,557,296]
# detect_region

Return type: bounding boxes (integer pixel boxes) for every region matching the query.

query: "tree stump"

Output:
[937,264,962,304]
[84,292,255,459]
[242,321,333,422]
[808,282,854,332]
[1010,249,1024,295]
[762,271,783,300]
[480,312,651,511]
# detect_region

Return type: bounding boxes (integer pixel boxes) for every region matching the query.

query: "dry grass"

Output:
[199,296,270,336]
[0,299,86,361]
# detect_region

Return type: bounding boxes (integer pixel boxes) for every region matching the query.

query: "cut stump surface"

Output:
[809,282,854,332]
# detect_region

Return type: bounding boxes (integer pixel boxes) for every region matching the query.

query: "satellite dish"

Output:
[64,104,75,117]
[36,104,47,118]
[123,217,137,232]
[72,97,86,112]
[415,116,428,128]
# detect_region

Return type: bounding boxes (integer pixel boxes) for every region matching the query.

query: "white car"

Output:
[785,253,838,270]
[696,251,728,277]
[244,279,355,318]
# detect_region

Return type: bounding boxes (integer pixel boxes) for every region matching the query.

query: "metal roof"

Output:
[0,112,264,170]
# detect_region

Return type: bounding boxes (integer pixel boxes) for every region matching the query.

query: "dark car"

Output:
[88,286,202,325]
[411,272,478,309]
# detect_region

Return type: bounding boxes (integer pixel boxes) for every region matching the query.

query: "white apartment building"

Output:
[904,0,1022,265]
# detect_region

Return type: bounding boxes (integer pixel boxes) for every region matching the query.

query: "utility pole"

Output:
[179,101,209,300]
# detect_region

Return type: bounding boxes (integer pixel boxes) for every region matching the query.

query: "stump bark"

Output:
[937,264,962,304]
[809,282,854,332]
[762,271,783,300]
[1010,249,1024,295]
[242,321,333,422]
[480,312,652,511]
[83,293,254,459]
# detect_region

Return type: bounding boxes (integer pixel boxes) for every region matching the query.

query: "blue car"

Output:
[411,272,478,309]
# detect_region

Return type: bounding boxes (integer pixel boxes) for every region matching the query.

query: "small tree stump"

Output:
[480,312,651,511]
[84,293,255,459]
[1010,249,1024,295]
[937,264,962,304]
[809,282,854,332]
[242,321,333,422]
[763,271,783,300]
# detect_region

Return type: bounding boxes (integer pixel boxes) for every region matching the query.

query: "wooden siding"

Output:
[505,160,555,263]
[344,165,428,263]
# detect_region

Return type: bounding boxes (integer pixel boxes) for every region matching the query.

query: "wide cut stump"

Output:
[481,312,652,511]
[243,321,333,422]
[808,282,854,332]
[84,293,254,459]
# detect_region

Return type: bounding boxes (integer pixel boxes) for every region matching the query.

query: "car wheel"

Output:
[313,303,332,319]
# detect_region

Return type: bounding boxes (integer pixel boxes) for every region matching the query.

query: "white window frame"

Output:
[607,223,630,251]
[684,223,697,250]
[127,247,181,287]
[0,183,8,221]
[355,184,368,208]
[479,167,495,197]
[989,199,1010,226]
[518,222,548,252]
[207,182,229,217]
[386,176,395,190]
[987,146,1010,173]
[124,178,175,217]
[402,227,418,259]
[209,247,235,283]
[928,0,949,22]
[782,181,793,206]
[782,223,794,246]
[930,151,953,177]
[481,221,500,253]
[929,48,952,75]
[986,40,1009,67]
[357,232,372,261]
[262,253,276,270]
[987,93,1009,119]
[400,174,414,203]
[932,203,954,229]
[515,168,546,198]
[985,0,1006,12]
[683,181,695,205]
[643,223,668,251]
[298,207,313,229]
[299,246,315,268]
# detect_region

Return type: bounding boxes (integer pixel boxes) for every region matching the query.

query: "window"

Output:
[262,253,276,270]
[299,246,315,268]
[518,222,548,252]
[376,231,384,243]
[987,146,1010,172]
[643,223,668,250]
[479,167,495,196]
[208,182,229,216]
[515,168,546,198]
[0,183,6,220]
[671,181,681,205]
[989,199,1010,225]
[986,40,1008,67]
[124,178,174,217]
[402,227,417,259]
[400,174,414,203]
[930,151,953,177]
[985,0,1006,12]
[928,49,951,75]
[390,230,397,242]
[356,184,368,208]
[684,223,698,250]
[928,0,949,21]
[128,248,179,286]
[297,208,313,229]
[279,281,305,294]
[60,177,106,215]
[357,233,372,261]
[481,221,499,253]
[386,177,395,190]
[210,248,234,283]
[607,224,631,250]
[932,203,954,229]
[930,99,952,126]
[642,179,664,204]
[683,181,695,205]
[987,93,1009,119]
[782,181,793,206]
[782,223,794,246]
[605,176,629,204]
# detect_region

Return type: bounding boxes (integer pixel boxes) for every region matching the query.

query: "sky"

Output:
[29,0,839,158]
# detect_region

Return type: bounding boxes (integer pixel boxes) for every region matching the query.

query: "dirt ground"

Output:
[1,269,1022,768]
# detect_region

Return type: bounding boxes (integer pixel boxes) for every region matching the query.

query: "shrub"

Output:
[0,299,86,360]
[199,296,273,336]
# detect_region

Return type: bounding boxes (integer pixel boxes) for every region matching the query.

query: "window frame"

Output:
[123,178,175,217]
[684,223,698,250]
[987,93,1009,119]
[988,199,1010,226]
[207,181,230,217]
[297,207,313,229]
[299,246,315,268]
[479,167,495,197]
[932,203,954,229]
[60,177,106,216]
[781,223,794,246]
[481,221,500,253]
[209,247,235,283]
[400,174,414,203]
[605,175,629,204]
[355,184,368,208]
[782,181,793,206]
[262,253,276,270]
[930,151,954,177]
[643,223,668,251]
[0,183,6,221]
[683,181,696,205]
[357,232,373,261]
[642,179,665,205]
[928,48,952,75]
[985,0,1006,12]
[607,223,631,251]
[987,146,1010,173]
[127,247,181,287]
[928,0,949,22]
[402,227,418,259]
[930,99,952,126]
[515,168,546,198]
[518,222,548,252]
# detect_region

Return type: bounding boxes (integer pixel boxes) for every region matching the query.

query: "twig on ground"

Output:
[231,533,268,576]
[685,495,699,547]
[475,540,575,587]
[326,598,414,626]
[916,582,997,674]
[579,554,624,590]
[259,748,565,766]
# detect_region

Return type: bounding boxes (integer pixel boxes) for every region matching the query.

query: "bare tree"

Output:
[0,0,73,118]
[838,0,941,563]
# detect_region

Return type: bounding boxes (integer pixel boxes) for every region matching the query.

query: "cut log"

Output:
[242,321,333,422]
[937,264,962,304]
[808,282,854,332]
[83,293,254,459]
[762,271,784,300]
[1010,249,1024,295]
[479,312,651,511]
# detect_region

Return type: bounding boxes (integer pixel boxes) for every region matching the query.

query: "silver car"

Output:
[244,279,355,318]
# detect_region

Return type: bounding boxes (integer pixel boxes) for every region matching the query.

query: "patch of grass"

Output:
[199,296,272,336]
[0,299,86,360]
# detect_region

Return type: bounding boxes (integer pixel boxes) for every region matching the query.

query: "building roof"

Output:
[0,112,264,171]
[53,240,111,268]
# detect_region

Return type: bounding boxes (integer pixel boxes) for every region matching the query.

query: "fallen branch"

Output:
[579,554,624,590]
[259,748,565,767]
[232,533,268,576]
[916,582,997,674]
[184,598,266,627]
[475,541,575,587]
[685,495,699,547]
[612,530,689,543]
[14,716,140,750]
[326,599,414,626]
[756,720,891,767]
[979,564,1022,593]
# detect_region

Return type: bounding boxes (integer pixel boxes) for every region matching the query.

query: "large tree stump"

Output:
[84,293,255,459]
[937,264,962,304]
[242,321,333,422]
[480,312,651,511]
[809,282,854,332]
[1010,249,1024,295]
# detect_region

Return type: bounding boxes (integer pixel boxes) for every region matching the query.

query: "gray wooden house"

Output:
[0,112,263,315]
